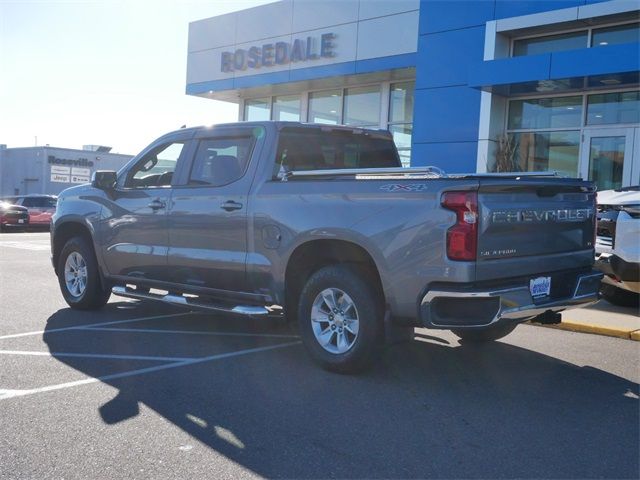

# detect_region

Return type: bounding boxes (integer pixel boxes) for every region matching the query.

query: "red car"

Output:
[2,195,57,229]
[0,201,29,231]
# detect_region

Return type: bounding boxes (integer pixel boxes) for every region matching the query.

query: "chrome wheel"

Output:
[64,251,87,298]
[311,288,359,354]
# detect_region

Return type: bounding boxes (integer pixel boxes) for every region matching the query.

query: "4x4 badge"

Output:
[380,184,429,192]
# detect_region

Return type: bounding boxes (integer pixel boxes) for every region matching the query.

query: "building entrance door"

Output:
[580,128,638,190]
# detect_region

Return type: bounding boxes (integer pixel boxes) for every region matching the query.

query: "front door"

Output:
[580,128,639,190]
[99,134,193,282]
[167,126,262,294]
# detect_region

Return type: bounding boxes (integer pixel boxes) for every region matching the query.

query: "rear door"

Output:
[166,125,263,293]
[476,178,597,281]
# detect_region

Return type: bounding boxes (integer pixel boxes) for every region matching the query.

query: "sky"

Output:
[0,0,273,154]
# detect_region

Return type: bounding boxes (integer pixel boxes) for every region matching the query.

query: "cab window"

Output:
[125,142,185,188]
[189,136,254,187]
[274,128,400,178]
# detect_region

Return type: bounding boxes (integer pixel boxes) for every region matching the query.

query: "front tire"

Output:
[451,322,517,343]
[297,265,384,374]
[57,236,111,310]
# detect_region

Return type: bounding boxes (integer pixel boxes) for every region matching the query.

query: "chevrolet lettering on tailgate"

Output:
[491,208,594,224]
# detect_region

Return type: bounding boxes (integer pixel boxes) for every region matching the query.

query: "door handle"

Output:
[220,200,243,212]
[147,199,166,210]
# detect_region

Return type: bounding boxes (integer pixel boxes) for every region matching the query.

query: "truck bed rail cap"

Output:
[281,166,446,181]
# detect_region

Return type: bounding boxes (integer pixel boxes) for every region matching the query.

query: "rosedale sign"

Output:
[221,33,336,72]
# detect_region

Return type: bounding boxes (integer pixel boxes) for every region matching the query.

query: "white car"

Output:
[595,186,640,307]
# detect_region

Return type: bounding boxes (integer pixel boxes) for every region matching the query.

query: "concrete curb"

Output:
[531,320,640,341]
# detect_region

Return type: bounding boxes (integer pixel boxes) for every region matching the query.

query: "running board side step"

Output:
[111,286,275,317]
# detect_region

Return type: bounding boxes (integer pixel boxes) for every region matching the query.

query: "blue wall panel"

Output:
[493,0,585,19]
[289,62,356,82]
[416,26,486,89]
[234,71,291,89]
[419,0,495,34]
[411,142,478,173]
[469,53,552,87]
[550,43,640,78]
[413,86,482,143]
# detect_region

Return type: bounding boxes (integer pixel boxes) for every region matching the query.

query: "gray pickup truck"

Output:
[51,122,602,372]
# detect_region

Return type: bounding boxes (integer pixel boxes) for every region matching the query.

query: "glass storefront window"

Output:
[244,98,270,121]
[309,90,341,124]
[508,96,583,130]
[509,131,580,177]
[389,124,412,168]
[592,22,640,47]
[513,31,587,57]
[389,82,414,124]
[272,95,300,122]
[587,91,640,125]
[588,136,625,190]
[343,85,381,126]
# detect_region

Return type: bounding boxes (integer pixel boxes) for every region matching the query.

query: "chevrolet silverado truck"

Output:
[51,122,602,372]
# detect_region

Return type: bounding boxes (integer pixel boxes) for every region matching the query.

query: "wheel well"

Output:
[53,222,94,275]
[284,239,385,320]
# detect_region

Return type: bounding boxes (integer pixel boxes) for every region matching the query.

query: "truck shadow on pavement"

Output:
[43,303,640,479]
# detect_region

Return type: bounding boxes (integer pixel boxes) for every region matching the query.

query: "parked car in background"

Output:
[1,195,57,229]
[595,186,640,307]
[0,201,29,231]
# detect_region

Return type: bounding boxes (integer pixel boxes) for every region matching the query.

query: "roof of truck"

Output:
[163,121,390,138]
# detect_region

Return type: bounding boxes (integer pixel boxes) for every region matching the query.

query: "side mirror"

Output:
[92,171,117,190]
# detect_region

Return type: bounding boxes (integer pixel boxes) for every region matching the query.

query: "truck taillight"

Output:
[442,191,478,261]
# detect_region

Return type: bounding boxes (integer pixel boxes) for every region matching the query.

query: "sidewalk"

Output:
[538,299,640,341]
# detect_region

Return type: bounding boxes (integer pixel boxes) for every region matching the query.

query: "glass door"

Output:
[580,128,636,190]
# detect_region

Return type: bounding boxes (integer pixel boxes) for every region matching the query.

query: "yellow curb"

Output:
[531,320,639,341]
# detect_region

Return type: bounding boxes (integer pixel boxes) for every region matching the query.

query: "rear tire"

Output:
[297,265,384,374]
[600,283,640,308]
[57,236,111,310]
[451,322,517,343]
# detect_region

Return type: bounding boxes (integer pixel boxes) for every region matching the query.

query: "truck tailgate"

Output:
[476,179,596,281]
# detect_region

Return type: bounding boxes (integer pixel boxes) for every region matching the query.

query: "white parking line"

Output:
[0,241,50,251]
[83,326,300,339]
[0,341,301,401]
[0,312,194,340]
[0,350,196,362]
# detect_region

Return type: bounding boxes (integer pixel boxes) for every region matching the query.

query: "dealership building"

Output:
[0,145,132,197]
[187,0,639,189]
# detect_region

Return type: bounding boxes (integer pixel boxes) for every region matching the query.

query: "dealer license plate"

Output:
[530,276,551,298]
[18,219,25,224]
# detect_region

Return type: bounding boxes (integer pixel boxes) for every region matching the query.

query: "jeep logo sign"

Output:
[221,33,335,72]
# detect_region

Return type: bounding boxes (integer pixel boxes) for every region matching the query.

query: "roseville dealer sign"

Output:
[48,156,92,184]
[221,33,336,72]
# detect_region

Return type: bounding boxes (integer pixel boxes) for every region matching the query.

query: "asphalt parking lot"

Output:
[1,232,639,479]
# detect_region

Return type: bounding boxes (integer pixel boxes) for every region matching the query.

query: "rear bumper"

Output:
[0,214,29,227]
[420,270,602,329]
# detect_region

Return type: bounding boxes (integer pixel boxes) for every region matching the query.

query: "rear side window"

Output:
[275,128,400,177]
[22,197,45,207]
[189,136,254,187]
